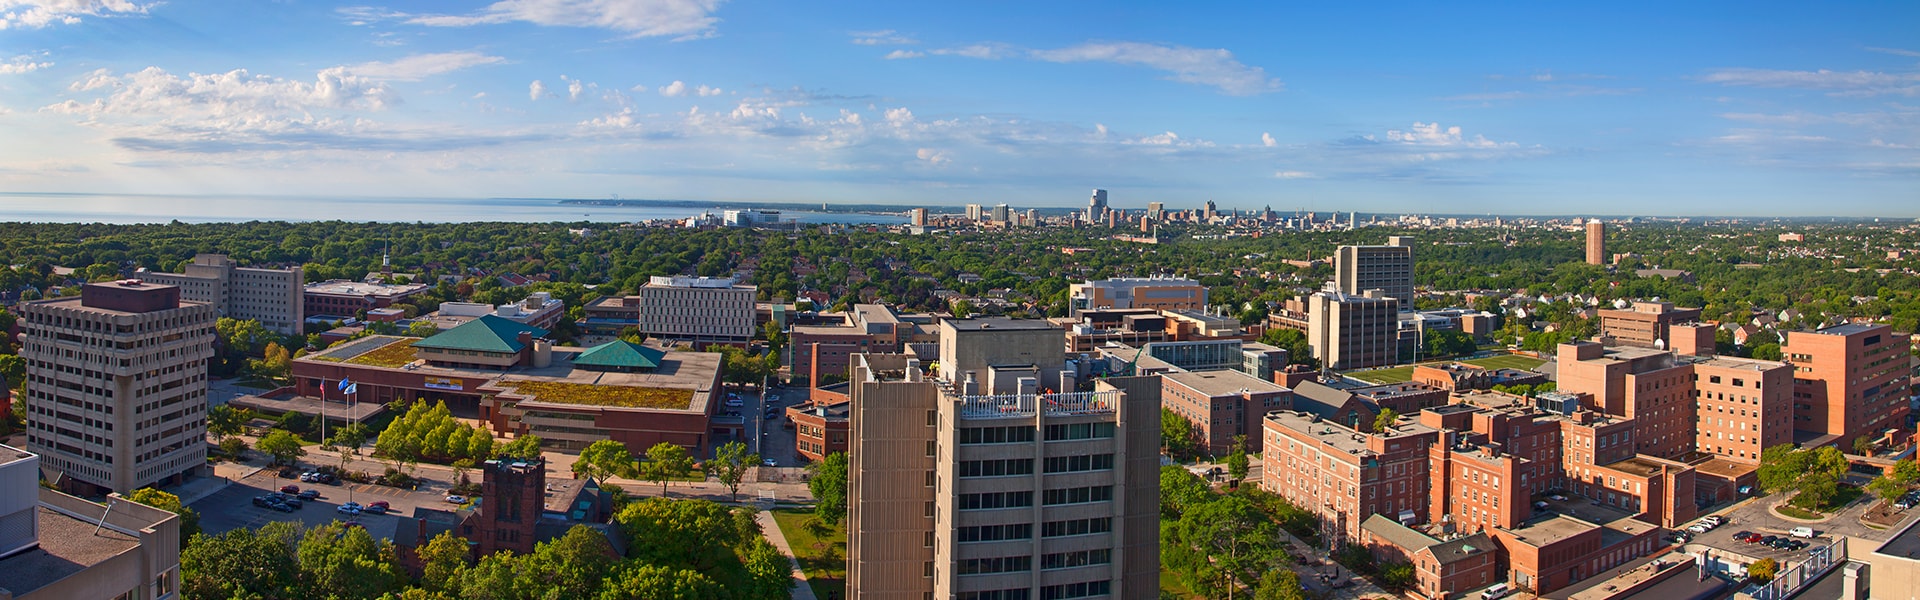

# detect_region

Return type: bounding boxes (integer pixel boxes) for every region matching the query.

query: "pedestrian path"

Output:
[756,509,819,600]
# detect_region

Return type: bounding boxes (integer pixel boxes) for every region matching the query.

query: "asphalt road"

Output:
[191,466,461,541]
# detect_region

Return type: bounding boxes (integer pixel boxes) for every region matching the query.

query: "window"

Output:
[958,555,1033,575]
[958,523,1034,542]
[960,426,1038,444]
[1042,548,1112,570]
[1040,580,1111,599]
[1044,485,1114,505]
[1045,422,1116,441]
[959,491,1035,510]
[959,590,1032,600]
[1043,454,1114,473]
[960,459,1035,477]
[1042,517,1112,537]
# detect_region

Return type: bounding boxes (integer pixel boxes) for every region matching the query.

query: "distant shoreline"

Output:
[556,198,909,216]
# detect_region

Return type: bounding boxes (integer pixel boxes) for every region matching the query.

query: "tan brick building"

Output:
[1160,369,1291,454]
[1691,356,1794,463]
[1596,301,1703,350]
[1783,323,1912,448]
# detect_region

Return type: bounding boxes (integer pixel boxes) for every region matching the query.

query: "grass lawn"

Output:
[1161,565,1200,599]
[1347,354,1547,384]
[770,507,846,600]
[498,381,695,409]
[1775,504,1824,520]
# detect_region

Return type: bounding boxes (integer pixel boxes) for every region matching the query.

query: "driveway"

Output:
[189,466,456,542]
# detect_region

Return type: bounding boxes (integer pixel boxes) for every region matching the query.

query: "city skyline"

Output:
[0,1,1916,217]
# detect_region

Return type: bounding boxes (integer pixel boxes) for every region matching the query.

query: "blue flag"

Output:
[338,378,352,392]
[344,383,358,395]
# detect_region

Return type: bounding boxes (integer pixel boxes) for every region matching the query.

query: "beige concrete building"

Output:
[137,253,304,334]
[636,275,757,347]
[17,281,216,495]
[1595,301,1703,349]
[1307,289,1401,370]
[1336,241,1414,311]
[847,320,1160,599]
[1068,277,1206,314]
[0,445,183,600]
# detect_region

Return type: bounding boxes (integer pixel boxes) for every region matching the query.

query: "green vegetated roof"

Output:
[412,314,549,354]
[574,340,665,369]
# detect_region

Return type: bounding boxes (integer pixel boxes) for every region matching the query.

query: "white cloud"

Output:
[884,50,923,60]
[1261,132,1275,147]
[660,80,687,97]
[849,29,916,46]
[0,0,150,29]
[343,51,505,81]
[46,66,398,118]
[400,0,725,40]
[529,79,547,100]
[915,148,949,166]
[696,84,721,97]
[1382,122,1512,149]
[564,76,586,100]
[1702,68,1920,97]
[1865,47,1920,58]
[1273,170,1315,179]
[1029,42,1279,95]
[1,55,52,74]
[930,43,1015,60]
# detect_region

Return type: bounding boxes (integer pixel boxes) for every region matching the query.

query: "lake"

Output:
[0,193,911,225]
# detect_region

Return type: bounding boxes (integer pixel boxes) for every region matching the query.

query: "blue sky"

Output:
[0,1,1915,216]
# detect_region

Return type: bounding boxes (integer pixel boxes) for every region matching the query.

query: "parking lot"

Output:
[191,467,462,542]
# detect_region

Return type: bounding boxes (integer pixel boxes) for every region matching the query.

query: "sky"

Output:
[0,1,1916,217]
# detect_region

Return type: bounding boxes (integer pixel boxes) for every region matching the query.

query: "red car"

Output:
[280,485,300,494]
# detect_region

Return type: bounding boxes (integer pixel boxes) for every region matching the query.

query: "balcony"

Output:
[957,391,1119,419]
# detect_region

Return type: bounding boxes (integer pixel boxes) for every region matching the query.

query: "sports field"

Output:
[1346,354,1547,384]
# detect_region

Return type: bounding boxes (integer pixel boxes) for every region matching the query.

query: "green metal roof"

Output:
[573,340,665,369]
[412,314,549,354]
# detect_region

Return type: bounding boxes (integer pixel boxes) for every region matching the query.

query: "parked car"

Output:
[280,485,300,494]
[1732,530,1753,540]
[1761,535,1780,545]
[267,501,296,513]
[299,472,316,482]
[252,496,274,508]
[298,490,320,501]
[337,502,362,515]
[446,495,468,504]
[280,498,303,510]
[1790,526,1815,538]
[1687,524,1710,534]
[314,472,338,484]
[368,501,391,511]
[1547,494,1569,502]
[363,504,388,515]
[763,458,778,467]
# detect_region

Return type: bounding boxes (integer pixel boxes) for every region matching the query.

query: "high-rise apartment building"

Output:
[136,253,304,334]
[1596,301,1703,349]
[1782,323,1912,447]
[1146,202,1163,220]
[1554,342,1695,459]
[966,204,984,221]
[847,318,1160,599]
[991,204,1011,223]
[18,281,216,495]
[910,208,929,227]
[1335,242,1415,312]
[1087,189,1108,223]
[636,276,757,347]
[1585,219,1605,266]
[1692,356,1794,463]
[1307,289,1400,370]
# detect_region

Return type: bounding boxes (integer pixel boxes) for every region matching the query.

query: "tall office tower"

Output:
[1585,219,1606,265]
[1146,202,1164,220]
[1782,324,1912,447]
[910,208,929,227]
[1202,200,1217,221]
[1087,189,1108,223]
[18,281,216,495]
[1349,212,1357,230]
[136,253,304,335]
[991,204,1011,223]
[847,318,1160,599]
[1026,209,1039,227]
[966,204,984,221]
[1335,243,1416,312]
[1306,288,1400,370]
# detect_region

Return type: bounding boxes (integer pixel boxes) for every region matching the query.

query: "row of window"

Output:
[955,422,1119,444]
[957,523,1034,542]
[1043,454,1114,474]
[961,459,1035,478]
[1043,485,1113,505]
[959,491,1035,510]
[958,555,1031,575]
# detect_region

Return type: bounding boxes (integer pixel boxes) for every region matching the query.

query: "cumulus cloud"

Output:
[46,66,398,118]
[930,43,1015,60]
[660,80,687,97]
[1030,42,1280,95]
[1381,122,1512,148]
[915,148,949,165]
[396,0,725,39]
[563,75,586,100]
[1273,170,1315,179]
[1865,47,1920,58]
[1702,67,1920,97]
[1,54,52,74]
[1261,132,1276,147]
[849,29,915,46]
[0,0,150,29]
[529,79,547,100]
[696,84,721,97]
[884,50,923,60]
[343,51,505,81]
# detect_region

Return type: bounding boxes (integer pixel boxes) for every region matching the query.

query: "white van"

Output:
[1790,527,1815,538]
[1482,583,1514,600]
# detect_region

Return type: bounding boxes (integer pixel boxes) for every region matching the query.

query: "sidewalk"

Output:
[756,510,819,600]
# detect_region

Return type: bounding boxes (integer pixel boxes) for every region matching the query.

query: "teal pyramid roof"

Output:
[574,340,665,369]
[412,314,549,353]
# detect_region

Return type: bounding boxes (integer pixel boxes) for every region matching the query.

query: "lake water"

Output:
[0,193,910,225]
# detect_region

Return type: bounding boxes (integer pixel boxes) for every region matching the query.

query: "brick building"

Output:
[1783,323,1913,449]
[303,279,431,320]
[1596,301,1702,350]
[1160,369,1291,454]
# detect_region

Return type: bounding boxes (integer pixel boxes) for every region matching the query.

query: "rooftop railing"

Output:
[956,390,1118,419]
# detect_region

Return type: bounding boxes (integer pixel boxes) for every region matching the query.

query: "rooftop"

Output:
[853,303,900,325]
[1603,456,1668,477]
[1162,369,1288,397]
[0,505,142,597]
[945,317,1059,332]
[1500,514,1600,547]
[411,314,550,354]
[0,445,30,467]
[1354,382,1445,400]
[305,279,429,296]
[1872,514,1920,560]
[646,275,748,289]
[572,340,665,370]
[1812,323,1883,336]
[1696,355,1786,372]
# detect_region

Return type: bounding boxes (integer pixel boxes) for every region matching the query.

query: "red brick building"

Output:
[1161,369,1291,454]
[1783,323,1913,449]
[788,384,849,462]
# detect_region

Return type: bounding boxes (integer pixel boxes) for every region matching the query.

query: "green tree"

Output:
[249,341,293,383]
[640,442,695,494]
[614,498,750,572]
[1160,465,1213,519]
[707,440,759,502]
[417,531,470,594]
[598,564,725,600]
[807,452,849,525]
[406,320,441,338]
[1373,408,1401,433]
[516,525,619,600]
[0,355,23,390]
[294,522,406,600]
[1254,568,1309,600]
[127,487,200,547]
[1854,436,1876,456]
[1380,562,1417,591]
[257,429,307,467]
[1226,435,1250,482]
[180,522,301,600]
[1750,343,1783,361]
[500,434,543,459]
[1163,493,1287,598]
[1894,459,1920,484]
[325,422,369,470]
[1870,474,1907,503]
[1162,407,1197,459]
[208,405,253,442]
[456,550,528,600]
[1257,328,1317,368]
[575,439,636,483]
[1749,557,1779,582]
[740,538,793,600]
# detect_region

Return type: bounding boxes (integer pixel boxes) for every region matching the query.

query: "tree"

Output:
[1870,474,1907,503]
[249,341,293,383]
[1854,436,1876,456]
[294,522,406,600]
[599,563,725,600]
[0,355,23,391]
[208,405,253,442]
[127,487,200,547]
[1894,458,1920,484]
[1373,408,1401,433]
[516,525,620,600]
[1160,465,1213,519]
[1749,557,1779,583]
[257,429,307,467]
[500,434,543,459]
[614,498,751,572]
[740,538,793,600]
[1162,407,1197,459]
[640,442,695,494]
[1380,562,1417,591]
[1751,343,1783,361]
[807,452,849,525]
[1163,493,1287,598]
[707,440,759,502]
[325,422,369,470]
[1257,328,1317,367]
[1254,568,1309,600]
[218,437,249,459]
[417,532,471,594]
[1226,435,1250,483]
[576,439,636,483]
[406,320,441,338]
[181,522,301,600]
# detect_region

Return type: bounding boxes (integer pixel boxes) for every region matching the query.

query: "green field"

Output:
[770,507,846,600]
[1346,354,1547,384]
